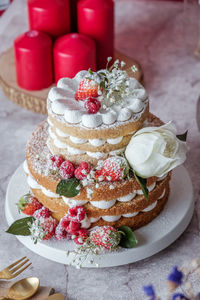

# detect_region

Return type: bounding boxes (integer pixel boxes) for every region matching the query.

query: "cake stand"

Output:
[0,48,144,114]
[5,164,194,268]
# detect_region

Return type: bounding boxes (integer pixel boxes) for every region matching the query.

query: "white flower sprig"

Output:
[87,58,138,107]
[28,219,45,244]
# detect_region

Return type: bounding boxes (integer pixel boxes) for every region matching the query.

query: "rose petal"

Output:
[125,133,159,165]
[133,152,173,178]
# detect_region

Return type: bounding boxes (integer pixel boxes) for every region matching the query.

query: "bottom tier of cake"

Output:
[50,184,169,230]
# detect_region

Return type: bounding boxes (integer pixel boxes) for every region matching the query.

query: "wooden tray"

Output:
[0,47,144,114]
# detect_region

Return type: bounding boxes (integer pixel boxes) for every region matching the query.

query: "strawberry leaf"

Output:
[6,217,34,236]
[118,226,138,248]
[176,130,188,142]
[17,193,31,211]
[88,69,93,75]
[56,178,81,198]
[134,172,148,200]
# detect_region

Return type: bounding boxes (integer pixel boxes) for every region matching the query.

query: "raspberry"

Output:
[40,217,58,240]
[50,155,65,168]
[68,206,86,222]
[55,224,68,240]
[60,215,70,230]
[84,97,101,114]
[73,229,89,245]
[75,79,99,101]
[59,160,75,179]
[18,194,42,216]
[74,162,91,180]
[101,157,129,181]
[67,221,81,233]
[90,226,120,250]
[33,207,50,219]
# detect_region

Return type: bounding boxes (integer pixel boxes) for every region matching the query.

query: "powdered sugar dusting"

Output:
[26,122,61,181]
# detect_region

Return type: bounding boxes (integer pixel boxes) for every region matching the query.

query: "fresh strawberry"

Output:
[90,226,121,250]
[29,216,57,243]
[101,156,129,181]
[55,223,68,240]
[74,162,91,180]
[94,169,103,180]
[18,194,42,216]
[59,160,75,179]
[73,229,89,245]
[84,97,101,114]
[33,207,51,219]
[50,155,65,168]
[40,217,58,240]
[68,206,86,222]
[75,79,99,101]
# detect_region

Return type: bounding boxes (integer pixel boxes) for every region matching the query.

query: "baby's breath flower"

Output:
[121,61,126,68]
[131,65,138,73]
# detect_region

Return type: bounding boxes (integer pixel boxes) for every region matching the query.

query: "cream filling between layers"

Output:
[48,126,125,157]
[47,133,125,159]
[89,188,166,223]
[47,122,125,147]
[23,161,166,222]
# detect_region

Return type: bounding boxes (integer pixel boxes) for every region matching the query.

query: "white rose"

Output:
[125,122,187,178]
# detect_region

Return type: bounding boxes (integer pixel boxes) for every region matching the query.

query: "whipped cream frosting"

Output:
[47,71,148,129]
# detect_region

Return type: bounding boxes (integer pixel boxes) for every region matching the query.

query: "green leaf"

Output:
[176,130,188,142]
[98,71,106,77]
[88,69,93,75]
[56,178,81,198]
[134,172,148,200]
[118,226,138,248]
[6,217,34,236]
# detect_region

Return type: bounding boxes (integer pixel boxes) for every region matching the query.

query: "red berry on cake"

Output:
[59,160,75,179]
[67,220,81,233]
[74,162,91,180]
[60,215,70,230]
[18,194,42,216]
[94,169,103,180]
[75,79,99,101]
[55,223,68,240]
[84,97,101,114]
[50,155,65,168]
[101,156,129,181]
[90,226,121,250]
[33,207,51,219]
[73,228,89,245]
[68,206,86,222]
[40,217,58,240]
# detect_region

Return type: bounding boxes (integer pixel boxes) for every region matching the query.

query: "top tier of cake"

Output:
[47,69,149,165]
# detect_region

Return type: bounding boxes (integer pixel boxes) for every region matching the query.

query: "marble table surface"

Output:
[0,0,200,299]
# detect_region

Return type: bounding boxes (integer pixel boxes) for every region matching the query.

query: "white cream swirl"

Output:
[48,71,147,128]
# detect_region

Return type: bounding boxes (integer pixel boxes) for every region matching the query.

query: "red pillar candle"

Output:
[14,30,53,90]
[27,0,71,38]
[53,33,96,82]
[78,0,114,69]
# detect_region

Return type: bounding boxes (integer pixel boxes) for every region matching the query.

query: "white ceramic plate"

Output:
[5,164,194,268]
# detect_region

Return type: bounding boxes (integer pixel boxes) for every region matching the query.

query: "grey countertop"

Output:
[0,0,200,299]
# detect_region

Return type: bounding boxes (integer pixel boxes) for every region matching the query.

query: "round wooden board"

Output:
[0,47,144,114]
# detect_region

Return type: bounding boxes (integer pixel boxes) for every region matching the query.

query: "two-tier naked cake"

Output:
[23,61,172,231]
